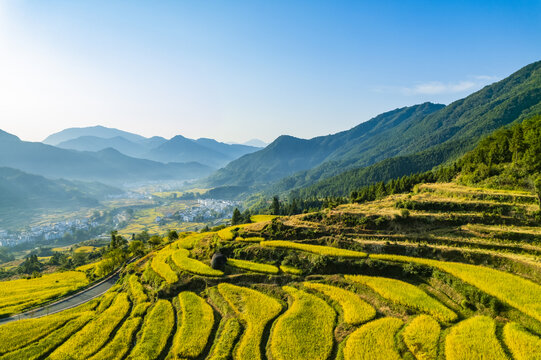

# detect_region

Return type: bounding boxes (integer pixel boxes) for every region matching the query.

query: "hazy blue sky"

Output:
[0,0,540,143]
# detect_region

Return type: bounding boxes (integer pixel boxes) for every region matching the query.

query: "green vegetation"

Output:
[303,282,375,325]
[49,293,130,360]
[402,315,440,360]
[503,322,541,360]
[261,240,368,258]
[217,283,282,360]
[171,292,214,359]
[128,274,148,304]
[151,247,178,284]
[270,286,335,360]
[0,310,80,354]
[207,318,242,360]
[343,317,403,360]
[346,275,457,322]
[226,258,279,274]
[88,317,142,360]
[127,299,174,360]
[445,316,508,360]
[0,271,89,316]
[0,312,94,360]
[371,254,541,322]
[280,264,303,275]
[171,248,223,276]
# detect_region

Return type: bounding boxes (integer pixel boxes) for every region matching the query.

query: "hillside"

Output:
[0,167,115,210]
[208,60,541,196]
[0,167,123,229]
[0,130,214,185]
[207,102,444,187]
[296,113,541,200]
[1,178,540,359]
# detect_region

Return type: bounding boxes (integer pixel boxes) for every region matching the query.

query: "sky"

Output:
[0,0,540,144]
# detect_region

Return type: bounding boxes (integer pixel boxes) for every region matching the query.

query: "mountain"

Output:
[45,126,260,167]
[0,167,124,229]
[0,130,214,186]
[56,136,149,158]
[207,60,541,196]
[228,139,269,147]
[207,102,444,187]
[43,125,147,145]
[144,136,261,168]
[288,60,541,198]
[0,167,122,210]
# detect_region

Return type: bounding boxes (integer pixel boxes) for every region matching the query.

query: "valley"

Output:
[0,177,540,359]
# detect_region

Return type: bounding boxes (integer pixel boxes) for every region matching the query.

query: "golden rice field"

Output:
[1,182,540,359]
[261,240,368,258]
[226,258,280,274]
[0,271,89,316]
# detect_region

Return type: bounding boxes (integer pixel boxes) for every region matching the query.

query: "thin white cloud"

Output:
[374,75,500,96]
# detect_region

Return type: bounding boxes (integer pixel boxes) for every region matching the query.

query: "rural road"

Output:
[0,270,120,324]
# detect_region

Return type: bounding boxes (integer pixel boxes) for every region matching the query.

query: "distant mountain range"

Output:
[205,60,541,198]
[46,126,262,168]
[0,130,214,186]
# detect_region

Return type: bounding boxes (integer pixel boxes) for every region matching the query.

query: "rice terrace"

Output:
[0,1,541,360]
[1,173,541,359]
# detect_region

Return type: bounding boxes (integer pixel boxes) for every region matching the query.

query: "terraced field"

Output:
[1,182,541,359]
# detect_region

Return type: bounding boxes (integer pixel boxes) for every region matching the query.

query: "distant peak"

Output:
[0,129,20,141]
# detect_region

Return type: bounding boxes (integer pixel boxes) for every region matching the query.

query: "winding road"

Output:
[0,270,120,324]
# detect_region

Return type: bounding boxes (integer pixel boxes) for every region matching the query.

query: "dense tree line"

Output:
[457,115,541,191]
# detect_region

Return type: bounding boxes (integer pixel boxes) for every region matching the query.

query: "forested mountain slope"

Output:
[281,60,541,197]
[208,61,541,196]
[207,102,444,187]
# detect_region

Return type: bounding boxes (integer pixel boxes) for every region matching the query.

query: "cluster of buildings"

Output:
[0,218,98,247]
[158,199,240,223]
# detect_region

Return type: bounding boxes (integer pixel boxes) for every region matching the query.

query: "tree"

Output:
[128,240,145,256]
[535,174,541,209]
[231,208,242,225]
[17,254,42,274]
[110,230,127,249]
[72,252,87,267]
[167,229,179,241]
[271,196,281,215]
[148,235,162,247]
[135,230,150,243]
